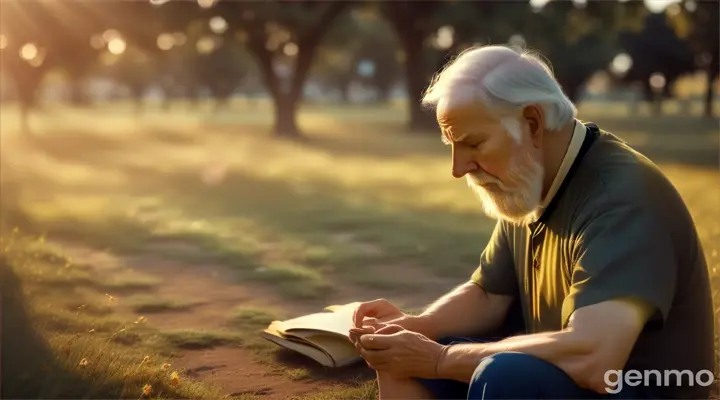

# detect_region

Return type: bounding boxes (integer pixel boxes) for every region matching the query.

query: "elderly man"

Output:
[349,45,715,399]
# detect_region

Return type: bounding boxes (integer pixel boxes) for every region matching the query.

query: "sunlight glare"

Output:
[685,0,697,12]
[149,0,171,5]
[107,38,127,55]
[209,16,228,34]
[20,43,38,60]
[0,35,7,50]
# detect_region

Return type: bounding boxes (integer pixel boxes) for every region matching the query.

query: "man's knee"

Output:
[470,352,533,388]
[468,352,585,399]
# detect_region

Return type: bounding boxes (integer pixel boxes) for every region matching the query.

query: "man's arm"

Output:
[410,220,517,340]
[409,281,514,341]
[437,193,676,393]
[435,297,653,392]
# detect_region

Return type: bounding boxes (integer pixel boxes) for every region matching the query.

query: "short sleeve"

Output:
[561,197,676,329]
[470,220,517,296]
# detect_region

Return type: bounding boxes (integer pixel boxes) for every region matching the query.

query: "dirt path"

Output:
[55,241,459,399]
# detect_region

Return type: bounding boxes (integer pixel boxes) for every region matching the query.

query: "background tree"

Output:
[210,0,350,138]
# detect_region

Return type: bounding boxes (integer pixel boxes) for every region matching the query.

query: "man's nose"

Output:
[451,147,477,178]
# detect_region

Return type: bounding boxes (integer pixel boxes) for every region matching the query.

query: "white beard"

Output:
[466,124,545,225]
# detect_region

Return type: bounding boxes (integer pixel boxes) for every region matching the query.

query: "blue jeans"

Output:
[416,337,658,399]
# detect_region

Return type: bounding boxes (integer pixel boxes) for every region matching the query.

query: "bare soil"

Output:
[55,240,454,398]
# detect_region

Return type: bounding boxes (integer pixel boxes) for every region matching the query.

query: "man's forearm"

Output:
[409,281,512,340]
[436,329,595,384]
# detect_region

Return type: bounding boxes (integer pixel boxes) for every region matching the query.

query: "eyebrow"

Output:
[441,131,469,145]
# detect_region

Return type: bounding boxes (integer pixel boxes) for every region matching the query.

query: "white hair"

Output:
[421,44,577,132]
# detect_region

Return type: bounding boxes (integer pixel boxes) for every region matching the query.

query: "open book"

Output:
[260,302,363,368]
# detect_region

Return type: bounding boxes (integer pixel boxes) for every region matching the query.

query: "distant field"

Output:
[0,101,717,399]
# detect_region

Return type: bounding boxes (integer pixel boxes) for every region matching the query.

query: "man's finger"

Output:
[359,332,401,350]
[353,299,387,327]
[359,348,391,366]
[373,324,404,335]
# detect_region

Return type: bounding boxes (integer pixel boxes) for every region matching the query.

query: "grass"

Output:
[0,100,718,399]
[228,306,284,329]
[156,329,246,349]
[126,295,205,314]
[0,234,227,399]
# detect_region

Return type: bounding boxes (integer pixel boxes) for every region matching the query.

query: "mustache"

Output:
[467,172,508,191]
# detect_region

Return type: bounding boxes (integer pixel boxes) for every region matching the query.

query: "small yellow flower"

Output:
[88,329,95,333]
[79,358,89,367]
[105,294,116,303]
[142,356,150,363]
[169,371,180,386]
[142,384,152,396]
[134,316,147,324]
[161,363,171,370]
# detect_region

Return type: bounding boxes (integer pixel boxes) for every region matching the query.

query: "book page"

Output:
[284,330,360,365]
[278,304,357,337]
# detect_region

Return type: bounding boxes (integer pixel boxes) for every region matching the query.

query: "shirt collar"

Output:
[534,119,586,220]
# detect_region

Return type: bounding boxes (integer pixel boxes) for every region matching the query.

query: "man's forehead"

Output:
[437,97,497,124]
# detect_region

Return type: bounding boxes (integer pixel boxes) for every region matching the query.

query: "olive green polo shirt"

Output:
[470,121,716,399]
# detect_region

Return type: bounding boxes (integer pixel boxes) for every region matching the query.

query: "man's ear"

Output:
[522,105,545,148]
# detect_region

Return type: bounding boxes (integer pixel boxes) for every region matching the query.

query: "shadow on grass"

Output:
[128,167,491,277]
[0,254,78,399]
[273,349,375,384]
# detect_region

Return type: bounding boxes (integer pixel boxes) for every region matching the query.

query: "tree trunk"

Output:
[273,96,300,137]
[246,3,348,138]
[704,62,718,118]
[398,28,437,133]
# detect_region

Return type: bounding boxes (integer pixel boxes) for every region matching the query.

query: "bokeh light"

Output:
[508,34,526,49]
[0,35,7,50]
[196,36,216,54]
[157,33,174,50]
[90,35,105,50]
[197,0,215,9]
[610,53,633,76]
[172,32,187,46]
[530,0,550,12]
[572,0,587,9]
[209,16,228,34]
[19,43,38,60]
[107,38,127,55]
[435,26,454,50]
[644,0,681,14]
[649,72,667,91]
[102,29,121,43]
[283,42,298,57]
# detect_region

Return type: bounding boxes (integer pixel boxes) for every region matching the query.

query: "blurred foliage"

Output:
[0,0,717,136]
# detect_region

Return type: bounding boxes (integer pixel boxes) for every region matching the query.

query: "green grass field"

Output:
[1,99,718,399]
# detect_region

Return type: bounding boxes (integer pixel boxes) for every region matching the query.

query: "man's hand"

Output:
[353,299,407,328]
[357,324,447,380]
